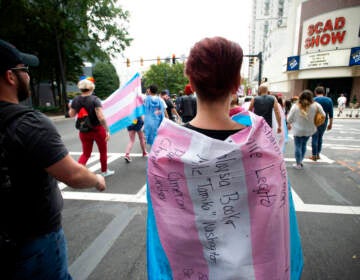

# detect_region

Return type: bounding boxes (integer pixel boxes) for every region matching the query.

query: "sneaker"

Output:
[124,154,132,163]
[316,155,320,160]
[102,170,115,177]
[292,163,303,170]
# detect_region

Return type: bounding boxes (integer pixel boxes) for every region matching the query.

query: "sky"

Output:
[114,0,252,83]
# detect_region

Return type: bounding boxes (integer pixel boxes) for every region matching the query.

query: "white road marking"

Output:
[62,183,147,204]
[284,156,334,164]
[69,205,139,280]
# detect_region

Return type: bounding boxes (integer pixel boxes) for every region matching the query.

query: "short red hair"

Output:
[184,84,193,95]
[185,37,243,102]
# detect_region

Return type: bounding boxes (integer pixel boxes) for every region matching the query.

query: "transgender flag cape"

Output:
[146,111,303,280]
[102,73,144,135]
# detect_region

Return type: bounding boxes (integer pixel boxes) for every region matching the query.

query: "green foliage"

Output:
[0,0,131,106]
[143,62,188,95]
[67,92,81,99]
[93,62,119,99]
[34,106,63,114]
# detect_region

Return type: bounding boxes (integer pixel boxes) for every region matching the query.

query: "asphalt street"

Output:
[53,115,360,280]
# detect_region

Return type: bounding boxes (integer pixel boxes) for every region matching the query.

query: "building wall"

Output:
[250,0,360,104]
[292,0,360,103]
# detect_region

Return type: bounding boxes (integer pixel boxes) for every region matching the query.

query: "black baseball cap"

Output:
[0,39,39,73]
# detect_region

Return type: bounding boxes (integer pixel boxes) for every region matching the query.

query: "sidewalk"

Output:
[46,113,67,122]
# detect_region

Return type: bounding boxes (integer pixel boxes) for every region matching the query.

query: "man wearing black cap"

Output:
[0,39,107,279]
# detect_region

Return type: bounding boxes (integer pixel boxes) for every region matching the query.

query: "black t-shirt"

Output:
[0,102,68,239]
[165,98,175,120]
[253,95,275,127]
[184,123,241,141]
[180,95,197,117]
[71,95,102,127]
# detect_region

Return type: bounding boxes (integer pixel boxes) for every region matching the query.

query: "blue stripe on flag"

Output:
[109,105,145,135]
[288,180,304,280]
[146,179,173,280]
[231,114,252,126]
[122,72,140,89]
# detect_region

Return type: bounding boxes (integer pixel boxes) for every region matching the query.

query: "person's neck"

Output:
[0,88,19,104]
[190,100,244,130]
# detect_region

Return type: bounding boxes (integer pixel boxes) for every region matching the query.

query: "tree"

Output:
[0,0,132,110]
[92,62,119,100]
[143,62,188,95]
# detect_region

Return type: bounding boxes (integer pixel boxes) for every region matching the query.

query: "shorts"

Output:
[127,118,144,131]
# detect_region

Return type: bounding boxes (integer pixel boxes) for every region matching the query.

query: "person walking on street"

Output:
[160,89,181,123]
[175,90,183,113]
[309,86,334,161]
[143,85,167,146]
[287,89,325,169]
[147,36,302,279]
[124,116,147,162]
[69,77,114,177]
[0,39,106,280]
[337,93,346,117]
[179,83,197,123]
[248,83,282,133]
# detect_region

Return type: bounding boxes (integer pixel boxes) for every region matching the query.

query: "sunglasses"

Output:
[10,66,30,73]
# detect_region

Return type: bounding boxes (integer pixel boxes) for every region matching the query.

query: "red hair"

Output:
[184,84,193,95]
[185,37,243,102]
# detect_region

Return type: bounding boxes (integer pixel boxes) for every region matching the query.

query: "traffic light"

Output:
[140,57,144,66]
[172,54,176,64]
[157,56,161,65]
[249,57,254,67]
[126,58,130,67]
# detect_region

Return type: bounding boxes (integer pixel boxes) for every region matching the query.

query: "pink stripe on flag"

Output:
[102,75,141,110]
[106,95,143,126]
[240,116,290,279]
[148,120,209,279]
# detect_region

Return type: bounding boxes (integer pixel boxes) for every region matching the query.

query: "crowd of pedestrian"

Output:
[2,35,345,279]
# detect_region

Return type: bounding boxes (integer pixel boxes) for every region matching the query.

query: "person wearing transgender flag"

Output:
[146,36,303,280]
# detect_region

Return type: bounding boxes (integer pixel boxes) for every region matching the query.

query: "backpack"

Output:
[0,105,32,258]
[75,106,93,132]
[0,106,32,192]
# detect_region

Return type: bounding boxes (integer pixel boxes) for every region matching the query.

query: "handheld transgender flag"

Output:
[102,73,144,135]
[147,111,303,280]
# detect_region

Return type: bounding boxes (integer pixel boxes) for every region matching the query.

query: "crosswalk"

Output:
[59,121,360,215]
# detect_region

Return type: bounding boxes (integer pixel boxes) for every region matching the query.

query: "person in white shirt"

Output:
[337,93,346,116]
[287,90,325,169]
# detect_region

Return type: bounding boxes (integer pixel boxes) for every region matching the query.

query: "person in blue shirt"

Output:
[310,86,334,161]
[143,85,167,146]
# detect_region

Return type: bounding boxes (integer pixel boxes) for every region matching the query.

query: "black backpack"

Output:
[75,106,93,132]
[0,106,32,192]
[0,105,32,262]
[75,96,95,132]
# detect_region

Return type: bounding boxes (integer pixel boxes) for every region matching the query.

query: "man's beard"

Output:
[14,71,31,102]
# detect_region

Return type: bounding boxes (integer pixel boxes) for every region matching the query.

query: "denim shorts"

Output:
[13,228,73,280]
